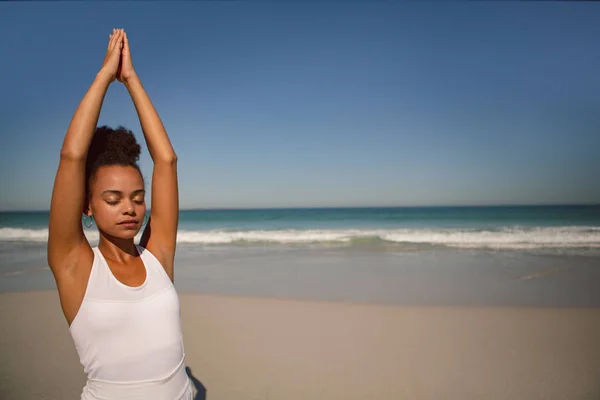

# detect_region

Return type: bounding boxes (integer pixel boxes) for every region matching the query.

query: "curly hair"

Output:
[85,125,144,204]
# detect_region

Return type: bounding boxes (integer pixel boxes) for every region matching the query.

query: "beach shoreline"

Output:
[3,246,600,308]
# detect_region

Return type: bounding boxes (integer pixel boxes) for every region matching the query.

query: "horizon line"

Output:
[1,202,599,213]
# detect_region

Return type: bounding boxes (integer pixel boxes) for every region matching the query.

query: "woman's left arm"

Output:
[121,31,178,280]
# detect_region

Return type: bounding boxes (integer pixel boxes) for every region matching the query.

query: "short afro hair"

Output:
[85,125,144,204]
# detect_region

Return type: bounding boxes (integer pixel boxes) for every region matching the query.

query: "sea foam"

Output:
[3,226,599,250]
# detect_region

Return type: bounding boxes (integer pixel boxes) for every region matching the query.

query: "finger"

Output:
[123,31,129,52]
[118,30,125,50]
[118,29,125,47]
[108,30,117,51]
[108,28,117,50]
[110,29,123,52]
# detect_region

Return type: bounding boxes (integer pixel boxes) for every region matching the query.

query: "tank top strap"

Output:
[135,244,173,285]
[83,247,119,301]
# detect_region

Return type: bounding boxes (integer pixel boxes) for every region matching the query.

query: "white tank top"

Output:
[68,245,193,399]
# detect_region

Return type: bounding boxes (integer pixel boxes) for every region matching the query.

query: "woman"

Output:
[47,29,193,399]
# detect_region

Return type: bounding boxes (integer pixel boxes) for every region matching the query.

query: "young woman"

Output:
[47,29,193,399]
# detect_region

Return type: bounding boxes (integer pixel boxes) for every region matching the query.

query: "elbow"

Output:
[157,153,178,165]
[59,148,86,161]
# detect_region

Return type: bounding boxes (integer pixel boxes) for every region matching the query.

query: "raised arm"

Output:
[119,31,179,280]
[47,30,124,276]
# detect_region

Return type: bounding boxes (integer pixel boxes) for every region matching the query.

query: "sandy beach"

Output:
[1,290,599,400]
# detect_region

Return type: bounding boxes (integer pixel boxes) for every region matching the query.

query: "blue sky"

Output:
[1,2,599,211]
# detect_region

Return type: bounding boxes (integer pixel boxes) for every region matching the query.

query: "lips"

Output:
[118,219,139,225]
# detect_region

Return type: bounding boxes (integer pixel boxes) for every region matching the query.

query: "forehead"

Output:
[92,165,144,192]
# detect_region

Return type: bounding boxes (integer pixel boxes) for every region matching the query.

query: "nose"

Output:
[123,201,135,215]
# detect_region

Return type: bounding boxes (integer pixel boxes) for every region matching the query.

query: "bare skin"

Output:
[48,29,179,327]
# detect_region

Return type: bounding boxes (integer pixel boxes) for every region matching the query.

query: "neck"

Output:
[98,232,138,263]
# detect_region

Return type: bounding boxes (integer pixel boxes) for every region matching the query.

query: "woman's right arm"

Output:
[47,30,123,276]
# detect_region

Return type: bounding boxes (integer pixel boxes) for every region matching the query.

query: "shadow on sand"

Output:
[185,366,207,400]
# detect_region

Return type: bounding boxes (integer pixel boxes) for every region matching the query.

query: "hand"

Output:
[117,30,137,83]
[100,29,124,82]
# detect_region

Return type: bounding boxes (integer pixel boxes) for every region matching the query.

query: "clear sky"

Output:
[1,2,599,211]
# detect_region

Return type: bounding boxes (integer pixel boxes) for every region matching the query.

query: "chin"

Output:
[107,227,141,240]
[122,229,141,239]
[122,231,140,239]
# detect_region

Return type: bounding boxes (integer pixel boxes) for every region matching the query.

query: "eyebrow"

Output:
[101,189,146,196]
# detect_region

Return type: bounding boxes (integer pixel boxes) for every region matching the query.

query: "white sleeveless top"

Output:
[69,245,193,399]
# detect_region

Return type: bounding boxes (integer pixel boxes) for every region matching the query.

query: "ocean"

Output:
[1,205,599,306]
[2,205,600,251]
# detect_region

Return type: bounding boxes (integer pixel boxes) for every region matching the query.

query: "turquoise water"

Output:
[3,205,599,229]
[1,205,599,250]
[1,205,599,302]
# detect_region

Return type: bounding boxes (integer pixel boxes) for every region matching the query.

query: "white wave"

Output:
[176,229,359,244]
[0,228,138,243]
[2,226,600,250]
[380,226,600,249]
[0,228,50,242]
[175,226,600,249]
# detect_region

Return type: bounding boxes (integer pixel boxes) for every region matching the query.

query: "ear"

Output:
[83,196,92,217]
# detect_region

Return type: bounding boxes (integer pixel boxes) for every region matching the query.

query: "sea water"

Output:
[1,205,599,306]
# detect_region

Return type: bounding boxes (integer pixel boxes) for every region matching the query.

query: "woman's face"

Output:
[87,165,146,240]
